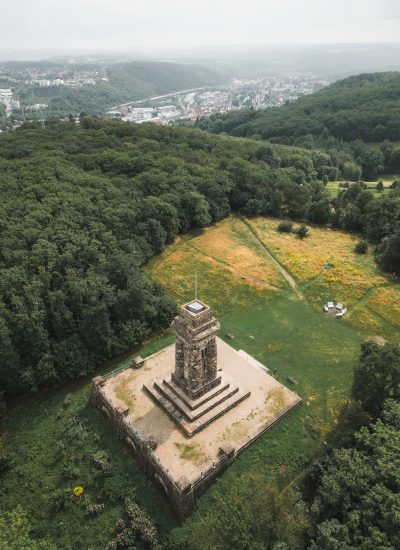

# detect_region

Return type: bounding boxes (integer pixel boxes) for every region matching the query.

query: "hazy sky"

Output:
[4,0,400,51]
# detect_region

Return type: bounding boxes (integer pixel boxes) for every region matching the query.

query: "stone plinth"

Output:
[144,373,250,437]
[91,338,302,520]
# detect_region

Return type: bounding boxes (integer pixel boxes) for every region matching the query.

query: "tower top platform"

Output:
[185,300,206,314]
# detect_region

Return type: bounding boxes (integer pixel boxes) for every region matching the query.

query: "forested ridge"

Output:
[0,118,337,404]
[197,72,400,142]
[197,72,400,180]
[0,118,399,407]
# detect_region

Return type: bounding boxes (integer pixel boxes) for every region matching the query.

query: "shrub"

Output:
[295,224,309,238]
[354,241,368,254]
[0,435,11,475]
[93,449,112,475]
[0,393,6,418]
[376,180,384,192]
[342,161,362,182]
[81,494,105,516]
[277,221,293,233]
[107,497,159,549]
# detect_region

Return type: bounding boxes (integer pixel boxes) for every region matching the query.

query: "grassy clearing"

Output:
[190,217,286,289]
[1,215,399,547]
[327,177,399,197]
[244,217,400,340]
[365,287,400,328]
[145,218,287,316]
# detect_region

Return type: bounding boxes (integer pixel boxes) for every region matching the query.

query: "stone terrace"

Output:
[100,338,301,484]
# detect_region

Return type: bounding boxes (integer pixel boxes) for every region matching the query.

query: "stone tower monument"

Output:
[91,294,302,519]
[144,299,251,436]
[172,300,220,399]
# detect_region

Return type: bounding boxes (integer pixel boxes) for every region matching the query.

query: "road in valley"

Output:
[111,86,208,110]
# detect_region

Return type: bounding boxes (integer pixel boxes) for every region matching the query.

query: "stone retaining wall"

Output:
[90,376,301,521]
[90,377,246,521]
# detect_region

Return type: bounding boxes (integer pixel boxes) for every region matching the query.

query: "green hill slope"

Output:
[198,72,400,143]
[107,61,223,100]
[16,61,224,117]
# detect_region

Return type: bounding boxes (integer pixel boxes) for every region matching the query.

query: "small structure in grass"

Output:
[132,355,144,368]
[324,301,347,317]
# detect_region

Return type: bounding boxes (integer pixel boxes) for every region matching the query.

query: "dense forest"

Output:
[197,72,400,180]
[0,118,399,410]
[0,119,335,406]
[11,61,223,117]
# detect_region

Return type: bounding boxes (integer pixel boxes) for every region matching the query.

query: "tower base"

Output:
[144,372,250,437]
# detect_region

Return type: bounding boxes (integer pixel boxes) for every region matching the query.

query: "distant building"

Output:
[136,117,161,125]
[106,110,122,119]
[27,104,48,111]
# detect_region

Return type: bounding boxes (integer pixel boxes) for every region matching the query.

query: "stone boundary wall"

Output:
[90,376,302,521]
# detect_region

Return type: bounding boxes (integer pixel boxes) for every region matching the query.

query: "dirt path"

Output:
[240,217,301,296]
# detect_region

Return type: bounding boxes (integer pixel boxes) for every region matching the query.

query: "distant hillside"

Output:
[16,61,224,116]
[107,61,223,101]
[198,72,400,143]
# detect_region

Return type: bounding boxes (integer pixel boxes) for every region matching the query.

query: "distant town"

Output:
[0,61,108,127]
[107,74,331,125]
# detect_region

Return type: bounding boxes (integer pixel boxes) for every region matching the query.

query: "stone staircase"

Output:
[143,374,250,437]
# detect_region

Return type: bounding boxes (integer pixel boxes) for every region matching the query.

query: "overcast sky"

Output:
[3,0,400,51]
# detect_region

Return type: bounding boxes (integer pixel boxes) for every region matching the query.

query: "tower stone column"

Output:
[171,300,220,399]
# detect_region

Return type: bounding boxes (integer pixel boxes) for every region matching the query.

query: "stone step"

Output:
[143,383,183,422]
[143,381,251,438]
[170,373,223,402]
[163,375,231,410]
[184,388,251,436]
[154,379,240,422]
